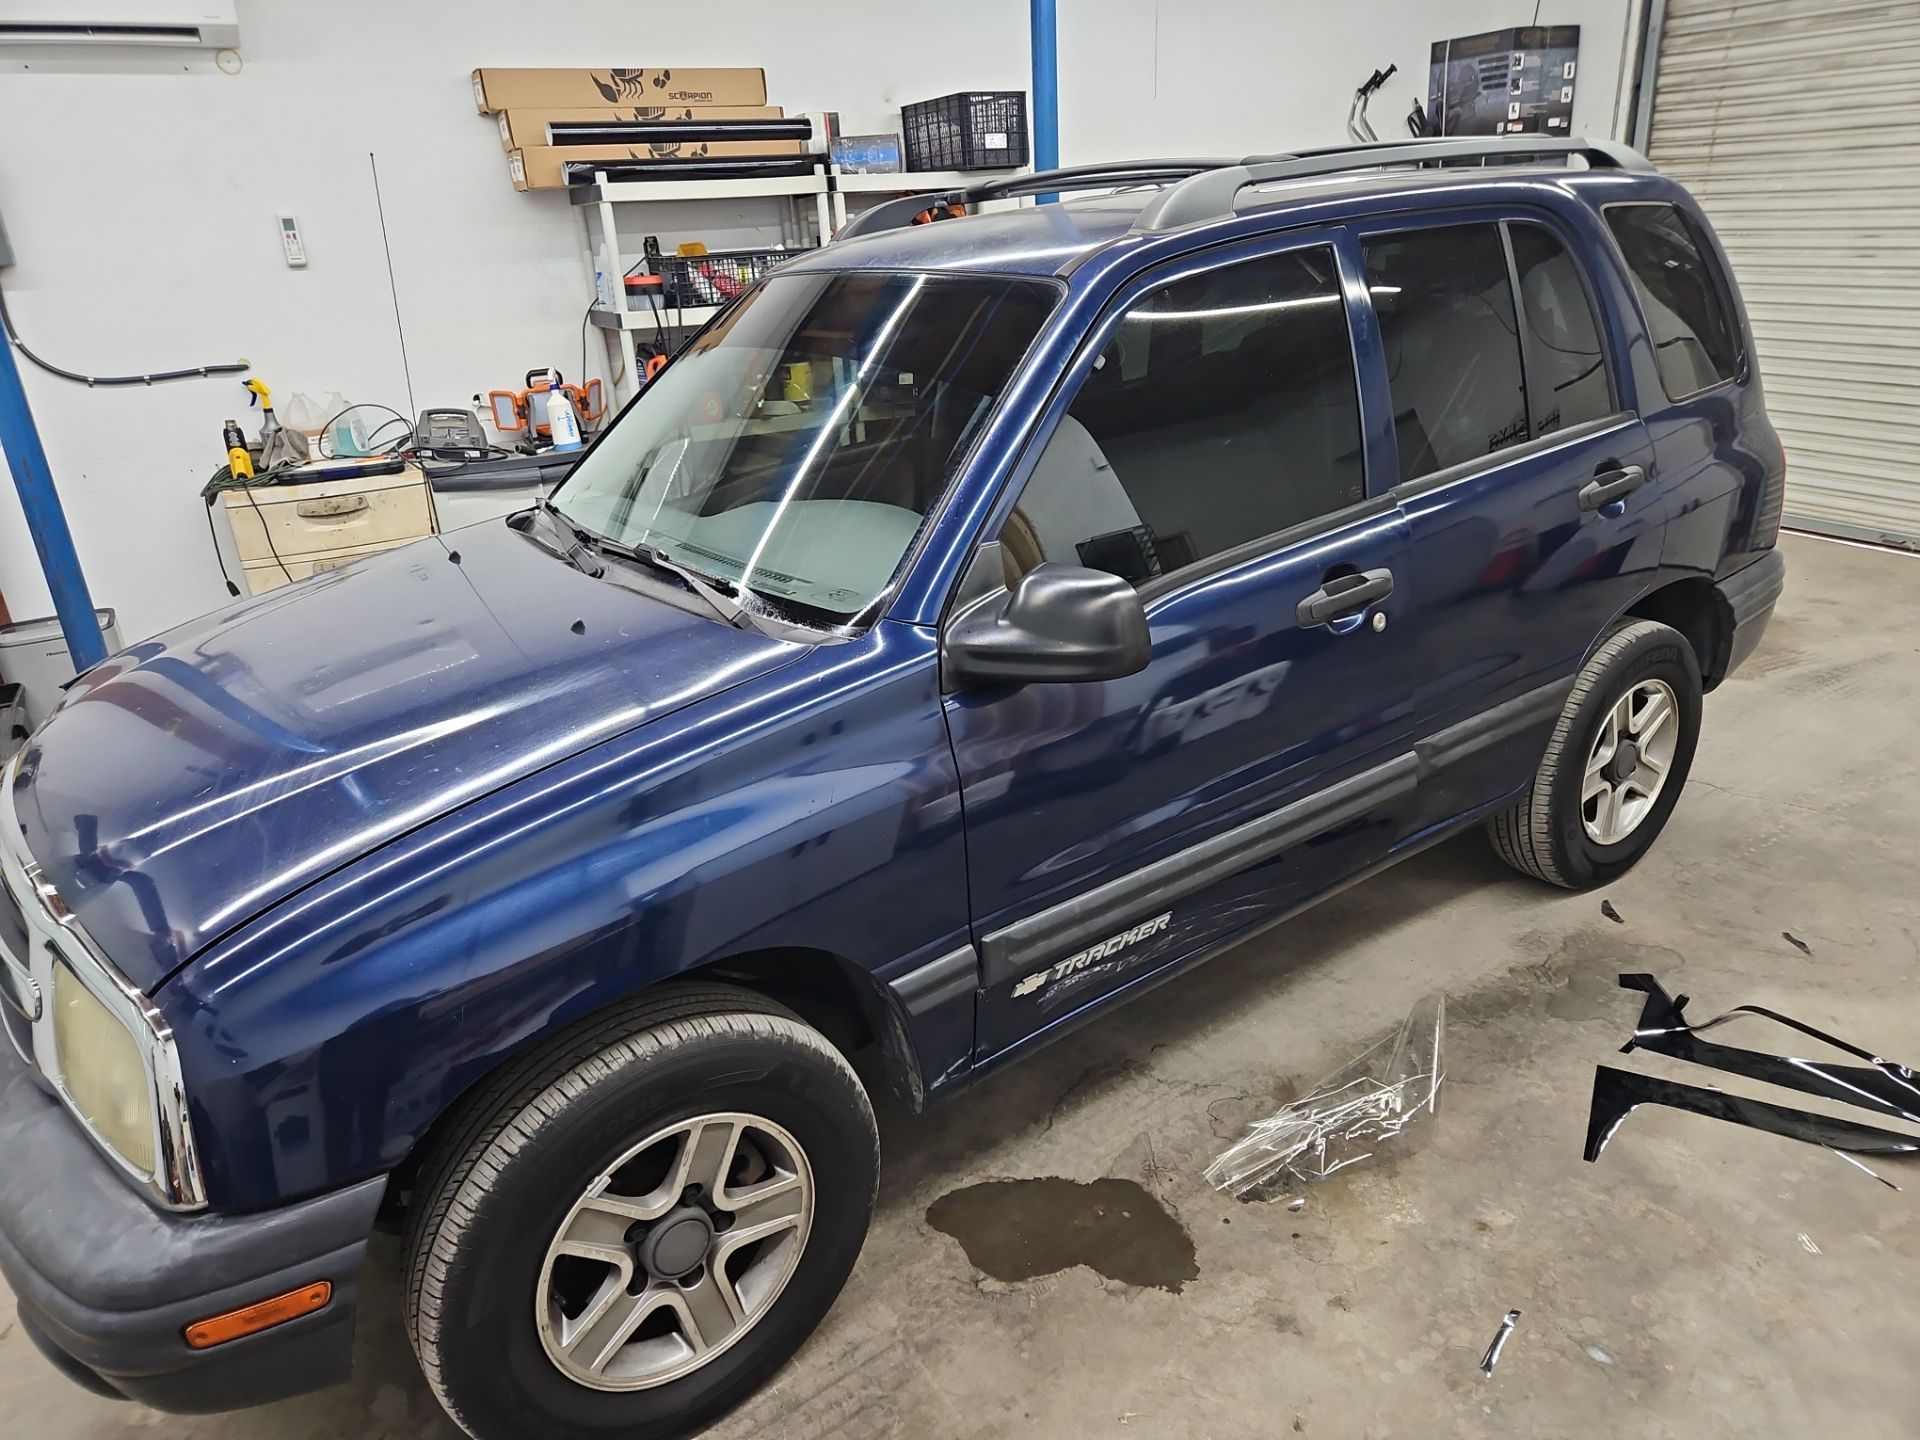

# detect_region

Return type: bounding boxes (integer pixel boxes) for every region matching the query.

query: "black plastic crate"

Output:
[900,91,1029,171]
[645,247,811,309]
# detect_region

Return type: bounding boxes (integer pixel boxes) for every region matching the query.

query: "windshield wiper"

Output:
[535,500,767,634]
[532,499,607,578]
[601,538,758,632]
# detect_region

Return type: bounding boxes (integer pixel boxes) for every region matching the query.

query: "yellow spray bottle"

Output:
[243,377,306,467]
[243,377,278,438]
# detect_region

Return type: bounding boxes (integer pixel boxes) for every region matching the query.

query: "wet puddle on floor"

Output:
[926,1176,1198,1293]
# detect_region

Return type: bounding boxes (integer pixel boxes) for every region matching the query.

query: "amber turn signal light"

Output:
[183,1281,332,1350]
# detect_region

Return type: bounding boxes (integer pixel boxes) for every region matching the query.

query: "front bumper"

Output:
[1715,547,1786,682]
[0,1038,384,1412]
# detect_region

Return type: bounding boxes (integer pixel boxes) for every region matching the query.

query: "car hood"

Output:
[6,520,805,991]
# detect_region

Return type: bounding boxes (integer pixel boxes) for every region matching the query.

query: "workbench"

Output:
[220,465,438,595]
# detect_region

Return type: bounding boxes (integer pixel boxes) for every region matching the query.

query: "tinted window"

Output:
[1364,225,1529,484]
[1001,246,1362,588]
[1511,224,1613,433]
[555,272,1053,623]
[1605,202,1742,399]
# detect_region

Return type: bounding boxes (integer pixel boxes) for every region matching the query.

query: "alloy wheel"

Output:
[1581,678,1679,845]
[534,1112,814,1391]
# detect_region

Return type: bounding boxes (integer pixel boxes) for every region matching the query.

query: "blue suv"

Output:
[0,138,1784,1439]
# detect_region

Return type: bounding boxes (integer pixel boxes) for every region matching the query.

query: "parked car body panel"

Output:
[12,521,805,989]
[12,160,1785,1219]
[941,226,1425,1053]
[160,621,966,1210]
[0,149,1794,1420]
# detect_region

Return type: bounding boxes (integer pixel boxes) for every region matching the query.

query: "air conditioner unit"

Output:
[0,1,239,48]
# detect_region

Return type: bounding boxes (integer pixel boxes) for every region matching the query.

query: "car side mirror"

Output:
[941,544,1151,691]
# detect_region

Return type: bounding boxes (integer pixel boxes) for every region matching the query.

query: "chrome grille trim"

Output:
[0,866,40,1024]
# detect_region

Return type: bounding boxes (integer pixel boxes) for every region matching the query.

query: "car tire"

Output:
[403,983,878,1440]
[1488,618,1702,889]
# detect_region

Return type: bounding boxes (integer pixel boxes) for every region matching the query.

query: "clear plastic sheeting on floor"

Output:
[1206,993,1445,1201]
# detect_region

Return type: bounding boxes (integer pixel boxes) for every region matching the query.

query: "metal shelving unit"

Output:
[588,304,720,332]
[827,168,998,231]
[575,163,1025,402]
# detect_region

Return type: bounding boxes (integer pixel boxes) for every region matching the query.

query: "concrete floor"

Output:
[6,531,1919,1439]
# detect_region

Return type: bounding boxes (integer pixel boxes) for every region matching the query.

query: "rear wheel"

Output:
[404,985,878,1440]
[1488,619,1702,888]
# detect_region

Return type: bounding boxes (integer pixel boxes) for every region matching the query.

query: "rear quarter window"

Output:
[1604,202,1743,401]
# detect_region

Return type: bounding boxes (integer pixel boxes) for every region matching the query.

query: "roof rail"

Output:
[833,158,1235,240]
[1131,136,1653,232]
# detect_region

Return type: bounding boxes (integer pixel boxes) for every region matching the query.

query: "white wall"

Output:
[1060,0,1636,163]
[0,0,1632,643]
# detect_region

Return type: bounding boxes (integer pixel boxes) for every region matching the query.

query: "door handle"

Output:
[1579,464,1648,512]
[295,495,371,520]
[1297,567,1394,627]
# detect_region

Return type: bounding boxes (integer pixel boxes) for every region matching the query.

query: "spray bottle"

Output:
[547,385,584,453]
[244,377,308,468]
[243,378,279,438]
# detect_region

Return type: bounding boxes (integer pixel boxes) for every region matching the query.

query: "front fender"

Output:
[160,623,970,1212]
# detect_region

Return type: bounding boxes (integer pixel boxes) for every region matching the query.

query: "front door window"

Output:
[998,245,1364,588]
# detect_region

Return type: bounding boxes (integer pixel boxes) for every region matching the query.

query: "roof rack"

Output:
[833,158,1234,239]
[1130,137,1653,231]
[831,137,1651,242]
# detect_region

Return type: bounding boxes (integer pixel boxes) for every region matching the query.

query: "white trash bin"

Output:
[0,609,121,732]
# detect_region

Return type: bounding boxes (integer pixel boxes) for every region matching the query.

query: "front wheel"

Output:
[404,985,878,1440]
[1488,618,1702,888]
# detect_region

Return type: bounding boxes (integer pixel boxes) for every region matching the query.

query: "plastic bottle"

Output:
[548,388,583,452]
[279,391,328,458]
[332,408,370,458]
[470,393,499,448]
[593,240,616,311]
[310,391,365,456]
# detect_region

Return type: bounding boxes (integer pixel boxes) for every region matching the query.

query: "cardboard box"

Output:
[473,68,767,114]
[509,141,807,191]
[497,104,782,152]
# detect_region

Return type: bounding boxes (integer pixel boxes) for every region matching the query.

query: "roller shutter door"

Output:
[1648,0,1920,547]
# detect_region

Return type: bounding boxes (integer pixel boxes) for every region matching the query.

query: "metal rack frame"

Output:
[575,163,1028,402]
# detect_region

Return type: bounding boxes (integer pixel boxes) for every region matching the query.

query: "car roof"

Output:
[785,192,1151,278]
[781,163,1673,282]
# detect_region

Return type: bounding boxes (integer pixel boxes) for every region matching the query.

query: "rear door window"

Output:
[1604,202,1743,399]
[1510,224,1614,434]
[1364,224,1530,484]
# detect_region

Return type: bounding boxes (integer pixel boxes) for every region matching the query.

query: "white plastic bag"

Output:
[1206,994,1446,1200]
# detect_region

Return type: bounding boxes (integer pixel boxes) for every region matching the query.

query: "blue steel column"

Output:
[0,336,106,670]
[1031,0,1060,201]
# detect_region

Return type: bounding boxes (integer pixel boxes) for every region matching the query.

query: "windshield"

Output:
[551,270,1056,625]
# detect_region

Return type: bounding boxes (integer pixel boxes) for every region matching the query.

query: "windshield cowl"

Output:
[525,501,830,641]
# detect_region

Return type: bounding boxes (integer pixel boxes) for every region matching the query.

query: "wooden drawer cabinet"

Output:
[221,467,438,595]
[238,536,421,593]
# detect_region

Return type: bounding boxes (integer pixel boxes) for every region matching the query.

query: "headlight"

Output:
[51,959,157,1176]
[3,760,205,1209]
